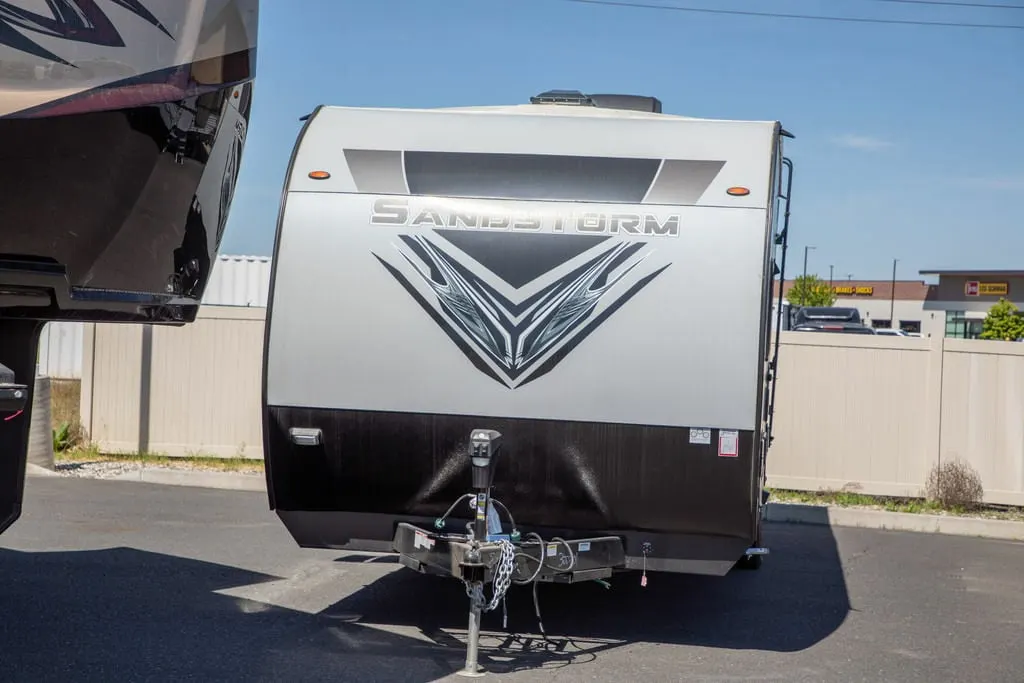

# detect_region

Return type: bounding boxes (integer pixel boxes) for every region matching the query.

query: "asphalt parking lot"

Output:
[2,476,1022,683]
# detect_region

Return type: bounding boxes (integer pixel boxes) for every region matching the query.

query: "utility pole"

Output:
[803,245,816,280]
[829,265,834,289]
[889,258,899,328]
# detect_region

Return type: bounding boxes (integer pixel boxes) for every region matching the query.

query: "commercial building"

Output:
[775,279,939,336]
[773,270,1024,339]
[919,269,1024,339]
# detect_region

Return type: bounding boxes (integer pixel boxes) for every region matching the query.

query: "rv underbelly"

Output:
[263,104,782,576]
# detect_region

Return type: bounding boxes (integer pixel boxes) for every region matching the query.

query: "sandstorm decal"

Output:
[0,0,172,67]
[374,232,669,389]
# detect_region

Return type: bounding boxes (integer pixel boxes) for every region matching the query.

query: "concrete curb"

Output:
[25,463,60,477]
[111,467,267,492]
[765,502,1024,542]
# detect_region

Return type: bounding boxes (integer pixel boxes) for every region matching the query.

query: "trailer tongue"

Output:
[263,89,793,675]
[391,427,632,676]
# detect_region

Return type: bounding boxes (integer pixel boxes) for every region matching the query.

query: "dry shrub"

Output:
[48,378,87,451]
[49,379,81,427]
[925,459,984,511]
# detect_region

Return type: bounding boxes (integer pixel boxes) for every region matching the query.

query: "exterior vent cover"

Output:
[529,89,662,113]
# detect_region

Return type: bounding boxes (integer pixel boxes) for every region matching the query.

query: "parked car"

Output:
[793,322,877,334]
[792,306,862,326]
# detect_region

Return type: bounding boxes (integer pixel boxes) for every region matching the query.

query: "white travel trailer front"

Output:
[262,91,794,600]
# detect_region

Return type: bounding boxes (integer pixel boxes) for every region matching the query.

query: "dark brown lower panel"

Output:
[264,406,764,548]
[276,510,753,577]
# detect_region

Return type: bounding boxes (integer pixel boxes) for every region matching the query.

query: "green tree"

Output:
[787,274,837,307]
[980,298,1024,341]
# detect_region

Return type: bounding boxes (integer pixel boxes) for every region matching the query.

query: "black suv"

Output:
[791,306,876,335]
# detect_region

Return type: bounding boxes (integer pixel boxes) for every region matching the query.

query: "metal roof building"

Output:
[38,255,273,379]
[201,254,272,307]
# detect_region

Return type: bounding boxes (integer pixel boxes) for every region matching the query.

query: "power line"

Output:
[861,0,1024,9]
[552,0,1024,29]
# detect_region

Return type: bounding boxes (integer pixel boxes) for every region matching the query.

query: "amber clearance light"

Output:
[308,170,331,180]
[726,186,750,197]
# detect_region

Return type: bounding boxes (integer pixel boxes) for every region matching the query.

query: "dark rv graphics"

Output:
[263,89,795,676]
[0,0,260,536]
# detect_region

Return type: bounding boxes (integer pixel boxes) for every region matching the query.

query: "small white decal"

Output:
[689,428,712,445]
[578,542,591,553]
[546,543,558,557]
[413,530,435,550]
[718,430,739,458]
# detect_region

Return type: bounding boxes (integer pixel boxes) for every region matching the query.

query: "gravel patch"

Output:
[769,493,1024,523]
[55,460,146,479]
[52,459,263,479]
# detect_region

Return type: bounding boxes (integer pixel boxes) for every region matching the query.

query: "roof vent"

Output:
[529,89,662,113]
[529,89,594,106]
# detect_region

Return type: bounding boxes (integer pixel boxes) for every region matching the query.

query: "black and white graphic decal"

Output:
[375,230,669,389]
[351,148,724,389]
[0,0,171,67]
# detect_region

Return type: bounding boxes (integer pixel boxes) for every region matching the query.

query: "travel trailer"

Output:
[0,0,260,536]
[262,89,794,673]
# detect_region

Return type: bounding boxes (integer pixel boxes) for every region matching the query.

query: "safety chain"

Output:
[464,538,517,613]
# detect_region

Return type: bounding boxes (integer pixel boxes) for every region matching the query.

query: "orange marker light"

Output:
[726,186,750,197]
[308,170,331,180]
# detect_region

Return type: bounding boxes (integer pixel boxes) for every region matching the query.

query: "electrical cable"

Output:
[512,532,547,584]
[434,493,475,530]
[438,490,585,639]
[489,499,518,536]
[550,0,1024,30]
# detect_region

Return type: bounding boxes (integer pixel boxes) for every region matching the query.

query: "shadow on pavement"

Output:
[0,518,848,682]
[0,544,460,683]
[324,519,850,675]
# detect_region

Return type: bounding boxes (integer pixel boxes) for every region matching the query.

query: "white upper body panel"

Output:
[288,103,779,210]
[267,101,783,430]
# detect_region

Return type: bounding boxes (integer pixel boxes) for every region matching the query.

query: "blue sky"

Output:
[221,0,1023,281]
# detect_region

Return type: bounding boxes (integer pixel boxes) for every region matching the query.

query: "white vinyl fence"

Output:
[75,309,1024,505]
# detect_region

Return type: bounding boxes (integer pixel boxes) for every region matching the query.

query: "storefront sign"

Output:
[833,286,873,296]
[965,281,1009,297]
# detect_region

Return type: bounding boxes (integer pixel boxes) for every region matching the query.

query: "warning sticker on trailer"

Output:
[718,430,739,458]
[689,428,712,445]
[413,530,435,550]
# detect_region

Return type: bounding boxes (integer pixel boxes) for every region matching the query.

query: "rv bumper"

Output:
[392,522,626,584]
